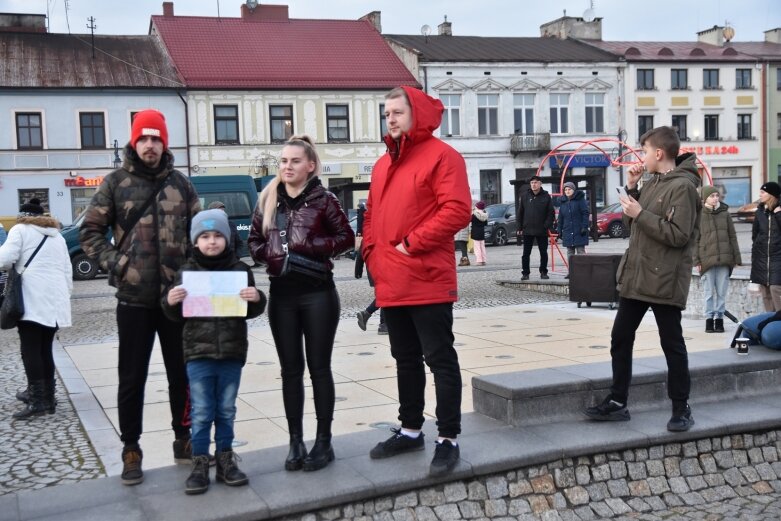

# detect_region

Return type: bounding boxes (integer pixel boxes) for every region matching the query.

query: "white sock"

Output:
[437,437,457,446]
[400,428,421,438]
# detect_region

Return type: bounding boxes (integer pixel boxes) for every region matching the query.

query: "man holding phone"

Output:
[584,126,701,432]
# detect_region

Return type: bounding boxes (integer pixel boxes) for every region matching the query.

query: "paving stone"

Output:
[763,447,779,463]
[508,498,531,516]
[680,492,706,506]
[585,482,609,502]
[749,448,765,464]
[753,481,774,494]
[467,481,488,500]
[664,444,682,457]
[550,492,567,510]
[741,466,762,483]
[629,480,651,497]
[607,479,630,497]
[680,458,704,476]
[609,461,628,479]
[591,464,611,482]
[434,504,462,520]
[734,450,750,467]
[669,476,690,494]
[698,454,718,474]
[627,462,647,481]
[554,468,576,488]
[540,510,564,521]
[724,467,746,487]
[626,497,652,512]
[604,497,632,515]
[391,508,415,521]
[564,486,589,506]
[486,477,509,499]
[484,498,507,517]
[457,500,484,519]
[589,501,614,519]
[419,488,445,507]
[394,492,418,509]
[509,479,533,497]
[704,473,726,487]
[662,492,684,507]
[413,506,438,521]
[646,460,665,477]
[375,497,394,512]
[714,450,735,469]
[663,457,681,477]
[531,475,556,495]
[528,495,550,514]
[573,506,596,520]
[682,442,698,458]
[647,476,670,495]
[575,466,591,486]
[645,496,668,510]
[756,463,778,481]
[686,476,708,491]
[444,483,468,502]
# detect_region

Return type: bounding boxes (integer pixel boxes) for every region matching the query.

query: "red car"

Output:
[595,202,627,238]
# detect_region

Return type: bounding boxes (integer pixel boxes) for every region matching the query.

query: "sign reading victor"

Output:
[549,154,612,169]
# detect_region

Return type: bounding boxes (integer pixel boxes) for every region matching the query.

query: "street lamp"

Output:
[112,139,122,169]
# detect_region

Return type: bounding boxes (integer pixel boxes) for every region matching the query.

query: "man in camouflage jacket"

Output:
[80,109,201,486]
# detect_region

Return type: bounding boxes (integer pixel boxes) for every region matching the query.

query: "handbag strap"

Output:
[19,235,48,275]
[114,174,170,252]
[274,204,290,254]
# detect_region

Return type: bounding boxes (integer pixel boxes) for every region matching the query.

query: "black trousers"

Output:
[521,234,549,275]
[18,320,57,381]
[610,297,691,406]
[455,240,468,258]
[384,303,461,438]
[116,303,190,445]
[269,288,340,436]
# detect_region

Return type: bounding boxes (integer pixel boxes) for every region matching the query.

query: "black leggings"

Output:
[18,320,57,381]
[269,288,340,435]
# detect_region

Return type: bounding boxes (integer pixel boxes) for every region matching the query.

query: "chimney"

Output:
[697,25,724,47]
[765,28,781,43]
[438,16,452,36]
[540,15,602,40]
[0,13,47,32]
[162,2,174,17]
[240,3,289,21]
[359,11,382,33]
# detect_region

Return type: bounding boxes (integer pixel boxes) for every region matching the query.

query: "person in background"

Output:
[363,86,471,477]
[454,225,470,266]
[248,135,354,473]
[471,202,488,266]
[750,181,781,312]
[556,181,590,278]
[80,109,201,486]
[162,209,266,495]
[0,198,72,419]
[0,222,7,246]
[207,201,242,258]
[694,186,741,333]
[517,176,554,280]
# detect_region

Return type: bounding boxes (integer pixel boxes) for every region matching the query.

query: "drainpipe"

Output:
[177,90,192,177]
[761,63,768,182]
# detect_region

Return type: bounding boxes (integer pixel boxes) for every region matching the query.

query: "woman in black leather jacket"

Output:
[751,182,781,311]
[248,135,354,472]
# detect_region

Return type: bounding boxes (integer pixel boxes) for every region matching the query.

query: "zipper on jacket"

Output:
[768,212,772,284]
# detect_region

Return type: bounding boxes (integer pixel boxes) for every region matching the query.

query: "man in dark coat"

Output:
[517,176,555,280]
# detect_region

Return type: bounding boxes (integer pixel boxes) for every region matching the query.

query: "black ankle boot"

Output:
[16,385,30,403]
[705,318,714,333]
[43,378,56,414]
[12,380,47,420]
[303,434,334,472]
[714,318,724,333]
[285,435,308,471]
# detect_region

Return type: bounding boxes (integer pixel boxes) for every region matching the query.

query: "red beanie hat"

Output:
[131,109,168,149]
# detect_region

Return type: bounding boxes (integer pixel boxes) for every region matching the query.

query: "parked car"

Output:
[595,202,627,238]
[484,203,517,246]
[736,199,759,223]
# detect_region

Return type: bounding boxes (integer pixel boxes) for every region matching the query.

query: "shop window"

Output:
[479,169,501,205]
[18,189,49,211]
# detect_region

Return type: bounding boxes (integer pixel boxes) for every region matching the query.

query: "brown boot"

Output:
[459,256,470,266]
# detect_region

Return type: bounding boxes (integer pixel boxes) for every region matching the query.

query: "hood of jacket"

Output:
[383,86,443,157]
[651,152,701,190]
[703,201,730,214]
[473,208,488,221]
[16,215,61,236]
[559,190,585,204]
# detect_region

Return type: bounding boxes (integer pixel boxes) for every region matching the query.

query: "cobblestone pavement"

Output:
[0,330,104,496]
[612,495,781,520]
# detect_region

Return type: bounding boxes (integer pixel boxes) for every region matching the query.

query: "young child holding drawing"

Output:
[162,208,266,495]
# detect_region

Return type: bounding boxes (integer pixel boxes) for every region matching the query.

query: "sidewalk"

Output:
[58,299,732,477]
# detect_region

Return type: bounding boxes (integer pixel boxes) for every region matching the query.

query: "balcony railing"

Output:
[510,132,551,156]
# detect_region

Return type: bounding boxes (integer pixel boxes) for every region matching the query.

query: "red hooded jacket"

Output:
[363,86,471,307]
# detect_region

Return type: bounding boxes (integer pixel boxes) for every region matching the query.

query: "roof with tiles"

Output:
[383,34,620,63]
[150,13,418,90]
[580,40,761,62]
[0,32,183,88]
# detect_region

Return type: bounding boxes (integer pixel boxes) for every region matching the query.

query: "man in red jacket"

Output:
[363,86,472,476]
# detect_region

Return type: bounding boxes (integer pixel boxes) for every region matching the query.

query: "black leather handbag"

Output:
[1,235,48,330]
[275,208,330,282]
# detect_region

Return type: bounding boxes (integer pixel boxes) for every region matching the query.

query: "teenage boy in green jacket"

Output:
[584,126,701,432]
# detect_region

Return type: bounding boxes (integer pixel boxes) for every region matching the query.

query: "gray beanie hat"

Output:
[191,209,231,243]
[563,182,576,191]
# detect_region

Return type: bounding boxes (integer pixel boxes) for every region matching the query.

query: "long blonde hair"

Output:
[257,135,321,236]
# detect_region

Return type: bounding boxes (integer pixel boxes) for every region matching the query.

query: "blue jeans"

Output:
[186,359,243,456]
[701,266,730,319]
[741,312,781,350]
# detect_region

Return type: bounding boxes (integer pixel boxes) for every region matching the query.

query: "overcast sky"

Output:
[3,0,780,41]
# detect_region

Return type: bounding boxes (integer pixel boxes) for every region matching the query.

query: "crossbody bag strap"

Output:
[114,174,170,252]
[275,204,289,253]
[19,235,48,275]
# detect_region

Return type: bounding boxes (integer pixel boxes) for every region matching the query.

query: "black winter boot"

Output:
[185,455,210,495]
[714,318,725,333]
[303,433,334,472]
[43,379,56,414]
[215,450,248,486]
[16,386,30,403]
[705,318,714,333]
[285,420,307,471]
[12,380,47,420]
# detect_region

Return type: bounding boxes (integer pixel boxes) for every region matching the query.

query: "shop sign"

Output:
[64,176,104,187]
[548,154,611,169]
[321,163,342,175]
[680,145,739,156]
